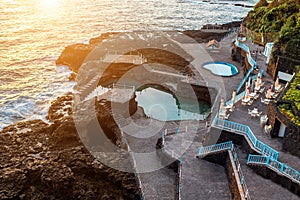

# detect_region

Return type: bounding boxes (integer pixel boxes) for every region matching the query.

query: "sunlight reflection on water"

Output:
[0,0,255,129]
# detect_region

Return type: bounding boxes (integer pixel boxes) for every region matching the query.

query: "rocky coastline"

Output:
[0,22,241,200]
[0,93,140,200]
[56,21,241,83]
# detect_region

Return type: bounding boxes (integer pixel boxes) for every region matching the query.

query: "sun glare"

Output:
[34,0,60,17]
[42,0,58,7]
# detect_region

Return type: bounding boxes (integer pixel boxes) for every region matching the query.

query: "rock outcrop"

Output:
[55,27,240,82]
[0,94,140,200]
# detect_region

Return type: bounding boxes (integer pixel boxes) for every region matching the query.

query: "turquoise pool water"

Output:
[135,86,211,121]
[203,62,238,76]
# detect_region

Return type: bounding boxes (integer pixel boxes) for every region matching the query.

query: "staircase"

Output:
[247,154,300,185]
[212,117,279,160]
[196,141,233,158]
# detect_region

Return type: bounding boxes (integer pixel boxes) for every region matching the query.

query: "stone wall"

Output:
[267,102,300,158]
[213,128,300,195]
[177,82,218,105]
[110,94,138,117]
[226,152,244,200]
[282,123,300,158]
[231,43,250,75]
[203,151,244,200]
[248,164,300,196]
[267,56,300,80]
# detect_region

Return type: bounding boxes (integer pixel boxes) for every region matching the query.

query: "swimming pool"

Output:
[135,86,211,121]
[202,62,238,77]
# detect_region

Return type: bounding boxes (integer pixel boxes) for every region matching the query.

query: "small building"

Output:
[263,42,274,65]
[266,71,300,157]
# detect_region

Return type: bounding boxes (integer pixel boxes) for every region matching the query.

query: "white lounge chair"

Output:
[224,113,230,119]
[259,87,265,93]
[247,99,254,106]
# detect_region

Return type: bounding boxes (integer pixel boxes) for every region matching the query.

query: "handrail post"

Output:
[266,156,270,166]
[241,176,244,185]
[247,155,251,164]
[280,163,285,173]
[261,143,264,153]
[234,152,237,162]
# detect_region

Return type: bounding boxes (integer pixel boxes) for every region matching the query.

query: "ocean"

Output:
[0,0,257,130]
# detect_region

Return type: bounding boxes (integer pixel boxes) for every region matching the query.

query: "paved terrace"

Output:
[170,32,300,199]
[83,31,299,199]
[225,39,300,172]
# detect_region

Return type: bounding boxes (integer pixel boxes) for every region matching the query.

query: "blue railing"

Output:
[226,90,246,106]
[247,54,256,68]
[235,38,259,93]
[237,43,252,67]
[197,142,251,199]
[213,118,279,160]
[236,66,254,93]
[197,141,233,157]
[247,154,300,184]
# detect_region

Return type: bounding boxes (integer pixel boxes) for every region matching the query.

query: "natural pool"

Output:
[202,61,238,77]
[135,86,211,121]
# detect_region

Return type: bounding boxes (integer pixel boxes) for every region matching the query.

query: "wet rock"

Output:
[56,43,94,73]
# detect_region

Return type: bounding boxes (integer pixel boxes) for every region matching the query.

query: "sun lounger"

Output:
[259,87,265,93]
[261,97,271,105]
[224,113,230,119]
[247,99,254,105]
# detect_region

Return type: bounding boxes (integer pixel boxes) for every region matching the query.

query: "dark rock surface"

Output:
[56,33,116,73]
[55,25,240,82]
[0,94,140,200]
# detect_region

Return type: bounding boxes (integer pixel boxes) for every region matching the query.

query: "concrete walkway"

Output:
[163,122,232,200]
[235,146,299,200]
[124,110,179,200]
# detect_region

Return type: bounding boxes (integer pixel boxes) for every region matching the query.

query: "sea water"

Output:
[0,0,257,129]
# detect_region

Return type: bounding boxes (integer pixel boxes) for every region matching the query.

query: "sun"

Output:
[42,0,58,7]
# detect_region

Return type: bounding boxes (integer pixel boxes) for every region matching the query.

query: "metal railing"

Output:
[197,141,233,157]
[121,132,146,200]
[236,66,254,93]
[226,90,246,106]
[235,38,257,93]
[178,159,182,200]
[196,142,251,199]
[247,154,300,185]
[231,147,251,199]
[212,118,279,160]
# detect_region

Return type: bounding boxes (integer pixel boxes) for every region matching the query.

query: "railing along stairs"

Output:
[196,141,233,158]
[235,38,258,93]
[236,66,254,93]
[247,155,300,185]
[196,141,251,199]
[212,117,279,160]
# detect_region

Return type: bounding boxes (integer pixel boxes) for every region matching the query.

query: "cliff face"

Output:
[244,0,300,76]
